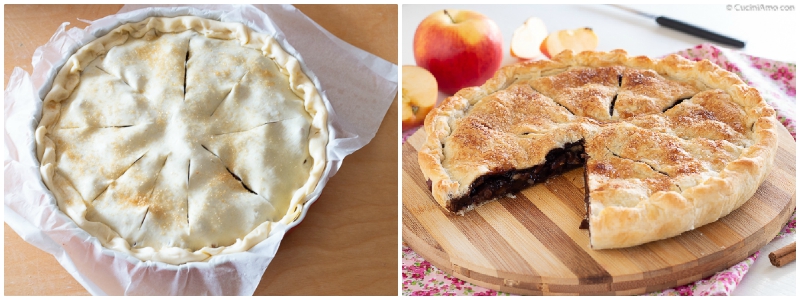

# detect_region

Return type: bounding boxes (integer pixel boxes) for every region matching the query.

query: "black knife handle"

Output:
[656,16,746,48]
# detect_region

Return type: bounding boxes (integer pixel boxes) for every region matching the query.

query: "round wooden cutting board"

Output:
[402,122,796,296]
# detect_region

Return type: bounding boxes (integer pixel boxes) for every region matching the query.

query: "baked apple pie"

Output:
[418,50,777,249]
[36,16,328,264]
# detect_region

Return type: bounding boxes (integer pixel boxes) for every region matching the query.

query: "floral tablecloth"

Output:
[401,44,796,296]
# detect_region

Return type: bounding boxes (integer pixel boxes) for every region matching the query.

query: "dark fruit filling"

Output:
[579,162,590,230]
[447,140,586,213]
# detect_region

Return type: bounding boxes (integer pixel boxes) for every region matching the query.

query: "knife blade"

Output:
[609,5,746,48]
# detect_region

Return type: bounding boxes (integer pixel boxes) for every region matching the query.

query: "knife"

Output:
[609,5,746,48]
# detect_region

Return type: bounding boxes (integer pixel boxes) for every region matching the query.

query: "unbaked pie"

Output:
[418,50,778,249]
[35,16,328,264]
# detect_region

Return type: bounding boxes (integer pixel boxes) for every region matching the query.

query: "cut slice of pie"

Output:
[418,50,778,249]
[36,16,329,264]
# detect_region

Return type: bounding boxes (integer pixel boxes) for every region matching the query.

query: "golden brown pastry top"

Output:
[418,50,777,249]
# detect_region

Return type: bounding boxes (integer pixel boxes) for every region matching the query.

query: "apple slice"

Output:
[402,65,439,131]
[510,17,548,60]
[540,27,599,59]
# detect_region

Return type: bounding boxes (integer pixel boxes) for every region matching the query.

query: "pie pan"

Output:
[4,4,398,295]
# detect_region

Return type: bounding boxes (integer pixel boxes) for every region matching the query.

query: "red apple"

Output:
[402,65,439,131]
[413,9,503,95]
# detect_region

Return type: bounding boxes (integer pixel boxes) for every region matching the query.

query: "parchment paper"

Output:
[3,4,398,296]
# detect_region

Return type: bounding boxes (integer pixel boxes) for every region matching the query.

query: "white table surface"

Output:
[402,4,797,296]
[402,4,797,66]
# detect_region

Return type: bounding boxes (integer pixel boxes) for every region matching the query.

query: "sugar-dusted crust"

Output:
[35,16,328,264]
[417,50,777,249]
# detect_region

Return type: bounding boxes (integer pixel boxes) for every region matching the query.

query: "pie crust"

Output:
[35,16,329,264]
[418,50,778,249]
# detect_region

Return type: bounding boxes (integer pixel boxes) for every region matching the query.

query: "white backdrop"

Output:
[402,4,797,66]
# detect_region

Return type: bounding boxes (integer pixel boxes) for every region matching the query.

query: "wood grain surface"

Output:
[402,123,795,295]
[3,4,398,296]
